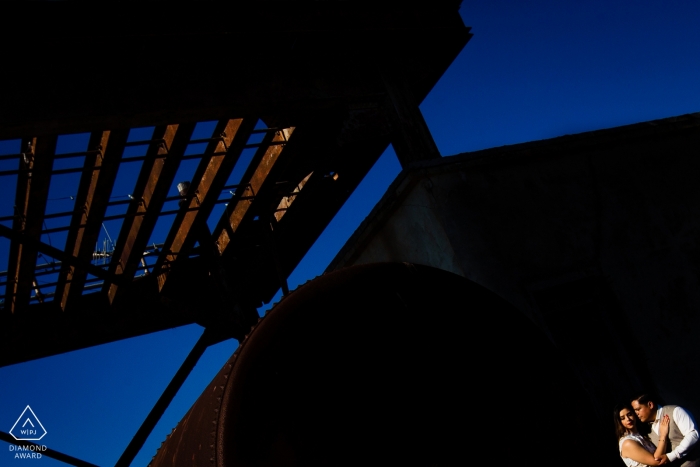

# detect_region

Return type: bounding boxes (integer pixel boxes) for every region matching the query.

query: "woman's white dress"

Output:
[619,433,657,467]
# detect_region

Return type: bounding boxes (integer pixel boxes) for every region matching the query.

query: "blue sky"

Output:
[1,1,700,465]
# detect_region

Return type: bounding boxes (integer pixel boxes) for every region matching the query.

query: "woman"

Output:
[614,402,670,466]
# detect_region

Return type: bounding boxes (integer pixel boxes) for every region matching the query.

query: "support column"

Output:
[380,65,441,168]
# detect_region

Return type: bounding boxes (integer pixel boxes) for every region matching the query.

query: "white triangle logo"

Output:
[9,406,47,441]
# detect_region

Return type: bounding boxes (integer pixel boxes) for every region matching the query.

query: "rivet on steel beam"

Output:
[219,132,228,151]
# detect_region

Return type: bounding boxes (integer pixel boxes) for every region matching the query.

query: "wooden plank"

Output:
[53,130,128,311]
[4,136,56,313]
[153,118,256,290]
[214,127,295,253]
[104,123,195,303]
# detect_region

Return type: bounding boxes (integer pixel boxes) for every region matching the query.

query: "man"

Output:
[632,394,700,466]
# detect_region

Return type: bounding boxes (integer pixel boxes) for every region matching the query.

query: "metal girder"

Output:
[104,124,195,303]
[0,0,473,371]
[4,136,56,313]
[0,260,209,367]
[219,111,391,305]
[0,224,116,284]
[53,130,128,311]
[273,172,314,223]
[153,119,256,291]
[214,127,295,254]
[114,328,227,467]
[381,65,441,168]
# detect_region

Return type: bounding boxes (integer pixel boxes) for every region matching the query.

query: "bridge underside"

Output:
[0,0,471,367]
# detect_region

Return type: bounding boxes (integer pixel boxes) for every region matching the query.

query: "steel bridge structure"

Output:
[0,2,471,466]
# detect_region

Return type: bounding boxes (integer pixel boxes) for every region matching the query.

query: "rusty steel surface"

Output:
[247,124,395,304]
[215,127,295,253]
[53,130,123,310]
[54,131,113,310]
[0,0,471,368]
[148,262,599,467]
[5,136,57,313]
[153,119,256,290]
[105,123,195,302]
[5,136,37,316]
[115,328,227,467]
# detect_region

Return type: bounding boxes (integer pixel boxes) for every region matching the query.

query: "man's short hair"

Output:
[632,393,658,406]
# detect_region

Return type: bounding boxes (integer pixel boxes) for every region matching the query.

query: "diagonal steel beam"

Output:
[213,127,295,254]
[0,223,116,284]
[380,63,441,168]
[0,265,198,367]
[153,118,256,291]
[4,136,56,313]
[104,124,195,304]
[53,130,128,311]
[114,327,228,467]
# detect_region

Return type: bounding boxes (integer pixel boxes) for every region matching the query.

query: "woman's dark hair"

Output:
[614,402,640,440]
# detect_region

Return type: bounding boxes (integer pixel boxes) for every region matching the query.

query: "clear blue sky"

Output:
[1,1,700,465]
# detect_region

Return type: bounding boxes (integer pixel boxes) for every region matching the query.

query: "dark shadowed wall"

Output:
[330,113,700,427]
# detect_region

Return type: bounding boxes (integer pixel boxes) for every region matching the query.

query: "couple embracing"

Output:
[616,393,700,466]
